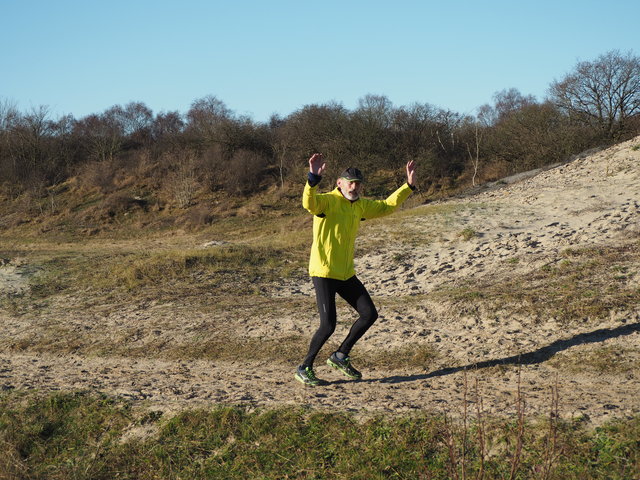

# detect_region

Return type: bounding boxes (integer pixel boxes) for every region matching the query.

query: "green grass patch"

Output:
[0,391,133,479]
[0,391,638,479]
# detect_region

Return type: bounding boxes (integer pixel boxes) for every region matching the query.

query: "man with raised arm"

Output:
[295,153,417,385]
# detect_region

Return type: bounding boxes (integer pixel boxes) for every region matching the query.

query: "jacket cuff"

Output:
[307,172,322,187]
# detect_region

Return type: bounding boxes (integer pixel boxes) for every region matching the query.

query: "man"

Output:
[295,153,417,386]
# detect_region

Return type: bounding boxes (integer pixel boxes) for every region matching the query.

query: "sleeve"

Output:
[302,181,329,215]
[361,183,414,219]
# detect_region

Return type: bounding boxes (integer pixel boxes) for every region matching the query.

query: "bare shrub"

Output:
[222,149,269,194]
[163,151,200,208]
[179,205,215,230]
[187,144,223,192]
[101,193,145,218]
[76,159,117,192]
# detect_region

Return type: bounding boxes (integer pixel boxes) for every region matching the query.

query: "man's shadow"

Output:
[368,320,640,385]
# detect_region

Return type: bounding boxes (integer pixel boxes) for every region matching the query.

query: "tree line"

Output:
[1,50,639,204]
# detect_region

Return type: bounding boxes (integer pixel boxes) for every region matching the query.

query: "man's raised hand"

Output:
[406,159,416,187]
[309,153,326,176]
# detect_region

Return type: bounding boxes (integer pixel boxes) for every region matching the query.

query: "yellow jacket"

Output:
[302,182,414,280]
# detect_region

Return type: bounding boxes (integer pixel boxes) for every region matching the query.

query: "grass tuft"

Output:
[458,227,478,241]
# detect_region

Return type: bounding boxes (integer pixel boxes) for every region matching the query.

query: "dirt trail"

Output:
[1,137,640,425]
[1,324,638,424]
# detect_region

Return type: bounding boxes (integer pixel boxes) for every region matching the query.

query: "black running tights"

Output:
[302,276,378,367]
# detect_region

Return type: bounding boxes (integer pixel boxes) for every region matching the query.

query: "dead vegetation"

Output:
[434,242,640,324]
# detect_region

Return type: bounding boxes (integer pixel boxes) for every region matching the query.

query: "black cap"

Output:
[339,167,364,182]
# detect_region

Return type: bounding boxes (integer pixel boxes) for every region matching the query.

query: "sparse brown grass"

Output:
[549,345,640,374]
[434,241,640,324]
[360,202,488,251]
[2,209,310,308]
[104,244,304,293]
[359,343,440,370]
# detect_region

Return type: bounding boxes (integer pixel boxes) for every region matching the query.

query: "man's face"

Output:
[337,178,363,201]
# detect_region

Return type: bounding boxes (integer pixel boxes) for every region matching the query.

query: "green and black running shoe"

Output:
[295,365,321,386]
[327,353,362,379]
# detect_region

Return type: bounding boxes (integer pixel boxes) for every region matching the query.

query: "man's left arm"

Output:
[362,160,416,219]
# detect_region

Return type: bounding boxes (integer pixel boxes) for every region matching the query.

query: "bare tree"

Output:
[0,99,20,184]
[268,114,290,189]
[351,94,394,167]
[116,102,153,144]
[279,102,350,179]
[355,94,394,129]
[186,95,232,143]
[477,88,537,127]
[465,121,482,186]
[0,98,19,131]
[11,106,55,182]
[152,111,184,141]
[549,50,640,139]
[493,88,537,121]
[74,110,123,162]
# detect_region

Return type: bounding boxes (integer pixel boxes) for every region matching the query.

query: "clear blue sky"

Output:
[2,0,639,123]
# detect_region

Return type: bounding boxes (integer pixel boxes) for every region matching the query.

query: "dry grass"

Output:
[549,345,640,374]
[359,343,440,370]
[433,241,640,324]
[360,202,488,251]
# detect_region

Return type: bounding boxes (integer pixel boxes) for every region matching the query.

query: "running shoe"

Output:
[327,353,362,379]
[295,365,321,386]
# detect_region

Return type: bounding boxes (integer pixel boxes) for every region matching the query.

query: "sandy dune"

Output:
[1,136,639,425]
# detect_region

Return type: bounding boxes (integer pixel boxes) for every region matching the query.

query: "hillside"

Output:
[1,136,639,428]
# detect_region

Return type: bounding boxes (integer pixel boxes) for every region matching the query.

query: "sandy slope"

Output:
[1,137,639,426]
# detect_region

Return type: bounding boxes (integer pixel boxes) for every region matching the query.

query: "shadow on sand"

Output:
[370,321,640,385]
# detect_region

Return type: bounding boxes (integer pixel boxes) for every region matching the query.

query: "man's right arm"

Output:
[302,175,327,214]
[303,153,328,214]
